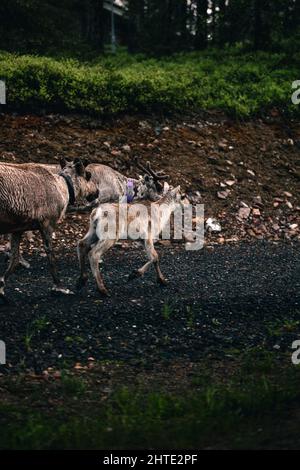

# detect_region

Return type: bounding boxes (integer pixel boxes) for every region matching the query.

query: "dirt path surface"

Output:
[1,241,300,373]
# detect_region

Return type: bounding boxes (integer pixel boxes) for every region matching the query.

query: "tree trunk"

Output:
[218,0,226,46]
[195,0,208,50]
[80,0,104,50]
[127,0,144,53]
[94,0,104,51]
[179,0,188,49]
[253,0,262,50]
[211,0,216,45]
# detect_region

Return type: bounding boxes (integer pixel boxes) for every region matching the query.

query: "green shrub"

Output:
[0,49,298,118]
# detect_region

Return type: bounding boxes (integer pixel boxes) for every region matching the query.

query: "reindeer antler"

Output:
[145,161,169,181]
[134,156,169,181]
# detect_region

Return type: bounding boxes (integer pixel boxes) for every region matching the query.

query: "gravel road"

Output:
[1,241,300,373]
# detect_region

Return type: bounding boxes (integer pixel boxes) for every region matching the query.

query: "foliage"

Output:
[0,48,298,118]
[1,355,300,449]
[0,1,300,56]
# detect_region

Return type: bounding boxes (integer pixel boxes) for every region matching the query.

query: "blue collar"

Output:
[126,179,135,203]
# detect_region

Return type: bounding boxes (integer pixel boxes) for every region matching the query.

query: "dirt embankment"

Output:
[0,112,299,245]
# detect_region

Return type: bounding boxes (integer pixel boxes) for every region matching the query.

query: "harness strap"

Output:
[60,173,76,205]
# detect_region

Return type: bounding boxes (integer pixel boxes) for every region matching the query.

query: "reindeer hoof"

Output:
[128,270,141,281]
[51,287,74,296]
[158,278,168,286]
[19,258,30,269]
[99,288,110,298]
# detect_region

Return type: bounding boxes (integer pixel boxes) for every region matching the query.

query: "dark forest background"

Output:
[0,0,299,56]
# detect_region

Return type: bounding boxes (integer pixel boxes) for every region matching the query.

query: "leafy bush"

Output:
[0,49,298,118]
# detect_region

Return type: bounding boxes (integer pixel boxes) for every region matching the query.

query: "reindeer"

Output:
[77,185,181,297]
[0,158,98,302]
[3,159,169,268]
[73,158,169,209]
[1,162,60,268]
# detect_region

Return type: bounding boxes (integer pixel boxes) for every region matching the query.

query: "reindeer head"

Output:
[163,185,182,204]
[134,158,169,201]
[59,158,99,203]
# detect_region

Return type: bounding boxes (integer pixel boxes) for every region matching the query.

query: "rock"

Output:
[238,207,251,220]
[286,201,293,209]
[122,144,131,152]
[252,208,261,217]
[184,232,196,243]
[208,156,219,164]
[139,120,151,129]
[289,223,298,230]
[218,141,228,151]
[74,363,84,370]
[283,191,292,198]
[111,149,122,157]
[225,237,239,243]
[225,180,236,187]
[253,196,263,207]
[217,190,230,200]
[247,228,257,238]
[206,218,222,233]
[247,169,256,177]
[158,240,171,246]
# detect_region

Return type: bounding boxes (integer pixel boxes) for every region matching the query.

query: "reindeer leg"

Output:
[40,225,73,295]
[128,239,154,280]
[4,234,30,269]
[76,230,98,291]
[0,232,22,303]
[19,231,34,269]
[89,240,114,297]
[129,239,167,285]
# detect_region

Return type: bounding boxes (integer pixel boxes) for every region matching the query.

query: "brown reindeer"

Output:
[0,158,98,302]
[1,162,60,268]
[77,186,181,297]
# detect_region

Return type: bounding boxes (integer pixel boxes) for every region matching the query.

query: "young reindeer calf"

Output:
[77,186,181,297]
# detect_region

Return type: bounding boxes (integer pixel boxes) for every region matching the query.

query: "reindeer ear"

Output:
[171,185,180,196]
[59,157,67,169]
[75,159,85,176]
[163,182,170,195]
